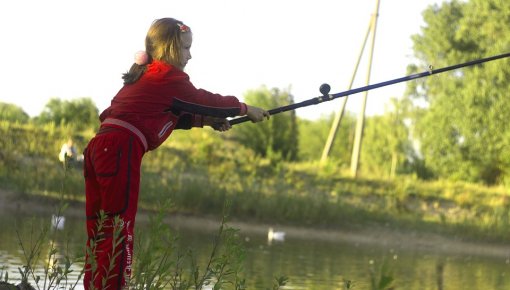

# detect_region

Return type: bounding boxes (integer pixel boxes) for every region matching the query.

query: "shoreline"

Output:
[2,188,510,260]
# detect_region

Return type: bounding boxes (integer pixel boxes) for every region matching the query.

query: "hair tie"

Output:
[134,50,149,65]
[177,23,191,33]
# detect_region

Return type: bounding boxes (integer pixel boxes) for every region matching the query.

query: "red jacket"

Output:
[99,61,247,151]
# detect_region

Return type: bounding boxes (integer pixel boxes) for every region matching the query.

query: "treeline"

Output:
[0,93,418,179]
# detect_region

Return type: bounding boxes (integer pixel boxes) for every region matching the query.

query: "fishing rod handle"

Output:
[229,98,323,125]
[229,106,292,125]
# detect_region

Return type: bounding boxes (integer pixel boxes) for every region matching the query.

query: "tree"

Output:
[36,97,99,130]
[406,0,510,184]
[298,112,356,165]
[0,102,29,123]
[360,98,415,178]
[231,87,298,161]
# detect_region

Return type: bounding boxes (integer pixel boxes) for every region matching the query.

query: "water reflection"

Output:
[1,209,509,289]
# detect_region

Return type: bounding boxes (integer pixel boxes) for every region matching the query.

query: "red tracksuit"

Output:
[83,61,246,290]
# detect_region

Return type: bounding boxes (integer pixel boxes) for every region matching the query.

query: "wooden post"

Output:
[350,0,381,178]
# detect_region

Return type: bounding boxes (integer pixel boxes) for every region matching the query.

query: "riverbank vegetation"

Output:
[1,119,508,244]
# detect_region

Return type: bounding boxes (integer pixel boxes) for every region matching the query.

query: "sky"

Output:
[0,0,443,120]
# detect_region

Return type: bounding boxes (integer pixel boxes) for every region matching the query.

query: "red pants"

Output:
[83,126,145,290]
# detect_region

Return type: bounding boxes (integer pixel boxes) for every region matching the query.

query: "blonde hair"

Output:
[146,18,190,67]
[123,18,191,84]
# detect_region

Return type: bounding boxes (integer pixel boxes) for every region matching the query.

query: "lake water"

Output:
[1,207,509,290]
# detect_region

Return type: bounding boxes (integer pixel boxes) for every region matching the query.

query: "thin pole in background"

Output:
[350,0,381,178]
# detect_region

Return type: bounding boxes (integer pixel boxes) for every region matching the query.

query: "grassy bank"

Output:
[1,121,509,244]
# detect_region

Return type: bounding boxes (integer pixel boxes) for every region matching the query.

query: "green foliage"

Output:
[407,0,510,185]
[12,202,285,290]
[0,121,85,197]
[368,259,395,290]
[131,200,281,290]
[0,102,29,123]
[35,97,99,131]
[232,87,298,161]
[361,98,416,178]
[130,204,176,289]
[270,276,288,290]
[14,208,83,290]
[298,112,356,165]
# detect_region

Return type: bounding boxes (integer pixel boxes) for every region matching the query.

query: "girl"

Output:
[83,17,269,290]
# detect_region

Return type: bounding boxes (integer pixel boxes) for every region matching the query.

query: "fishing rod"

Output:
[229,52,510,125]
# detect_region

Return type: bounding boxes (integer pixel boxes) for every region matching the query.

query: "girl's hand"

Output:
[203,116,232,132]
[246,105,270,123]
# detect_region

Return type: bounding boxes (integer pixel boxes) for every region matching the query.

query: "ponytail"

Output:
[122,63,147,85]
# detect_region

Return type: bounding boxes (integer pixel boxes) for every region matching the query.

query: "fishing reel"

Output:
[318,83,332,102]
